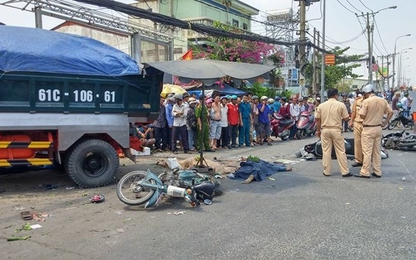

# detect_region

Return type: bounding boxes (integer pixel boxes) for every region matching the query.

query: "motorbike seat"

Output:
[280,119,294,126]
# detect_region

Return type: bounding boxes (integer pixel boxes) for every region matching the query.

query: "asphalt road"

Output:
[1,123,416,260]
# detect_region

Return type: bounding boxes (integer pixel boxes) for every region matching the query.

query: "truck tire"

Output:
[65,139,119,188]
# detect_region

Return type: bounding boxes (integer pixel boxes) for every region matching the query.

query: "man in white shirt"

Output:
[289,97,300,139]
[171,94,190,154]
[219,96,230,148]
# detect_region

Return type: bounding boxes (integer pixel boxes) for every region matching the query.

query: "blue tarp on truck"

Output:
[0,26,140,76]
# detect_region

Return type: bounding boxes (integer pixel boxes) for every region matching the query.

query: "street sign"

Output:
[324,54,335,65]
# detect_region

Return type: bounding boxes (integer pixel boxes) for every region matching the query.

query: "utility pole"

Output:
[312,27,316,94]
[299,0,306,97]
[381,55,385,91]
[34,6,43,29]
[366,12,373,84]
[316,30,320,95]
[386,55,390,87]
[320,0,327,100]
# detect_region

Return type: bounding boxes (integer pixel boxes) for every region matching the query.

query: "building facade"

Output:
[131,0,259,60]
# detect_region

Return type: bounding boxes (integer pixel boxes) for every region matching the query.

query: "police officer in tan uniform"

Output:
[316,88,352,177]
[349,92,364,167]
[355,84,393,178]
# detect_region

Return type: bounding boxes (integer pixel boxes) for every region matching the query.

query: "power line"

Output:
[325,28,366,44]
[358,0,372,11]
[345,0,363,13]
[307,0,323,22]
[373,18,389,54]
[308,24,367,51]
[336,0,357,14]
[72,0,333,53]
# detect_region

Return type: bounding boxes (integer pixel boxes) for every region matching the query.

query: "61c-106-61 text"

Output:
[38,89,116,103]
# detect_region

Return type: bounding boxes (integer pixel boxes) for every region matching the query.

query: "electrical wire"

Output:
[72,0,334,52]
[358,0,372,11]
[307,24,367,51]
[325,29,366,45]
[373,18,389,54]
[345,0,363,13]
[307,0,323,22]
[336,0,357,14]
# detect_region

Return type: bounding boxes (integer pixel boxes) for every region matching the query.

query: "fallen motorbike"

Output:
[116,169,219,208]
[295,138,389,160]
[381,130,416,150]
[388,109,414,130]
[270,113,295,140]
[295,111,317,139]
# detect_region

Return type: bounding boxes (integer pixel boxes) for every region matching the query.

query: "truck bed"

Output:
[0,71,162,118]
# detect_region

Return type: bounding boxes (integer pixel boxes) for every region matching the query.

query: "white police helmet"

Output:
[361,84,374,93]
[173,93,183,100]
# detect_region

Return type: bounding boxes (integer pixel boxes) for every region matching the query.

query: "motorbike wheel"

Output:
[295,131,302,140]
[381,116,389,130]
[116,171,156,206]
[281,130,290,141]
[387,120,398,130]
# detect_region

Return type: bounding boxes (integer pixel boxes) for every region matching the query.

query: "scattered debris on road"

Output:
[90,194,105,203]
[7,235,31,242]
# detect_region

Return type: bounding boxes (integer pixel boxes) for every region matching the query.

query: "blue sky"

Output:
[242,0,415,87]
[1,0,414,86]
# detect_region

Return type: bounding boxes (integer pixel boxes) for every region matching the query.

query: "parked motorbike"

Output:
[116,169,219,208]
[381,130,416,150]
[270,113,295,140]
[295,138,389,160]
[295,111,317,139]
[388,109,414,130]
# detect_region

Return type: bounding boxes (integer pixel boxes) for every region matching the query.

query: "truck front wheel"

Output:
[65,139,119,188]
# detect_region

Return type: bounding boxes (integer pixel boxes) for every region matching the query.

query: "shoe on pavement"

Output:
[371,172,381,178]
[354,174,370,179]
[351,162,363,167]
[342,173,353,177]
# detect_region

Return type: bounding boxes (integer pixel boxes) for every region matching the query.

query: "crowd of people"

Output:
[132,91,322,154]
[131,86,412,156]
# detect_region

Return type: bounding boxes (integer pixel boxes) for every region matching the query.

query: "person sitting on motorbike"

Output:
[307,98,315,113]
[299,98,308,113]
[278,97,290,118]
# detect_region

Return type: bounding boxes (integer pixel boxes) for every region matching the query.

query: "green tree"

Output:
[304,46,364,90]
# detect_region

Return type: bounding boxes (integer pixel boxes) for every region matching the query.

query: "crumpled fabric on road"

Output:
[233,160,287,181]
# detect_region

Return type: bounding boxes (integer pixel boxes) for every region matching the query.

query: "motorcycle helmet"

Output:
[252,95,259,100]
[274,96,281,101]
[281,97,287,102]
[361,83,374,93]
[267,98,274,104]
[397,102,403,108]
[192,181,216,200]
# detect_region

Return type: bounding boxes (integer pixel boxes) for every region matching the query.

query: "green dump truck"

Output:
[0,26,162,188]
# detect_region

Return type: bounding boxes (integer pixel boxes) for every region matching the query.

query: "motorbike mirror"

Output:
[204,199,213,205]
